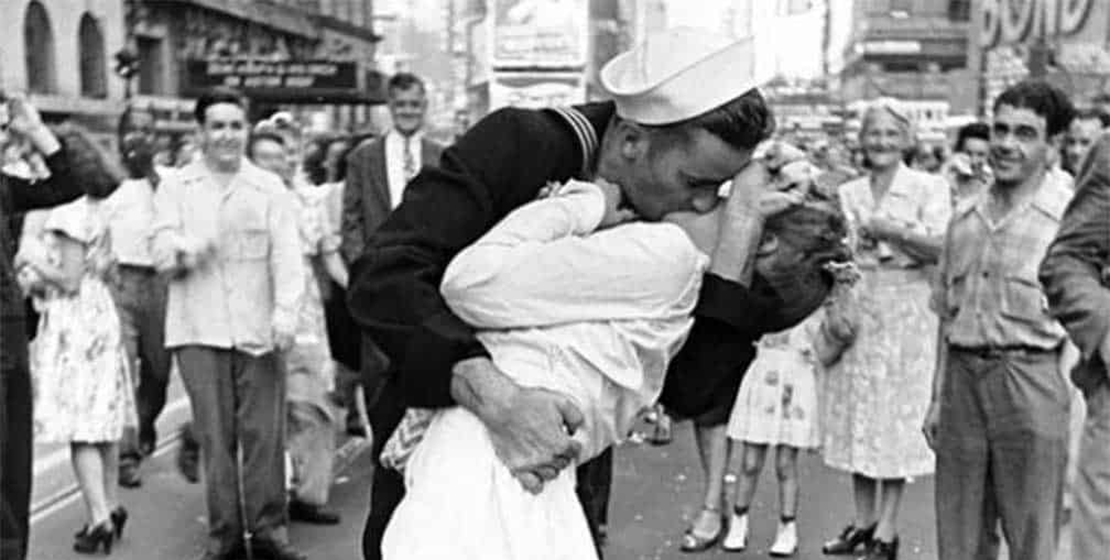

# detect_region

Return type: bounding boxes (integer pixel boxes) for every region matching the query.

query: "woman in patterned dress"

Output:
[820,98,951,560]
[19,196,135,554]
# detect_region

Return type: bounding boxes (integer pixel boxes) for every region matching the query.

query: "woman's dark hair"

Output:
[764,197,850,269]
[51,123,126,199]
[194,86,247,125]
[954,122,990,153]
[301,136,333,185]
[331,138,357,183]
[993,80,1077,137]
[650,88,776,153]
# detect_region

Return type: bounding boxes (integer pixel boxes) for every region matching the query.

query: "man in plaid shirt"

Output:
[925,80,1076,560]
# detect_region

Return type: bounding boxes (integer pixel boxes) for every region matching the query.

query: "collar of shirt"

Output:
[964,172,1072,229]
[385,130,423,209]
[176,158,278,197]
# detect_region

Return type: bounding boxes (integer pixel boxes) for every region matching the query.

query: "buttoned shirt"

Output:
[152,159,304,356]
[101,177,157,267]
[384,129,423,209]
[933,175,1073,349]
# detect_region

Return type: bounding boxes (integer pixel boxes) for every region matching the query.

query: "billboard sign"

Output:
[186,59,359,91]
[492,0,589,68]
[489,72,585,110]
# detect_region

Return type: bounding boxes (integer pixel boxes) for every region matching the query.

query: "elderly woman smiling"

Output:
[820,98,951,560]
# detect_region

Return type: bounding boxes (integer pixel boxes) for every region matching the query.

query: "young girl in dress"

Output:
[17,196,135,555]
[722,266,858,556]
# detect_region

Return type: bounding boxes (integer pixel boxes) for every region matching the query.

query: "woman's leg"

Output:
[71,443,111,525]
[873,478,905,543]
[690,424,731,536]
[853,473,879,528]
[733,442,768,513]
[98,442,120,513]
[775,446,800,520]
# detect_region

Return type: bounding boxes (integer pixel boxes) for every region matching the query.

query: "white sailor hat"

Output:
[600,27,758,125]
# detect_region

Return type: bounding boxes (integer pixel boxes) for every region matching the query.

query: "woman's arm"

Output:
[32,233,86,294]
[321,251,348,288]
[441,180,704,329]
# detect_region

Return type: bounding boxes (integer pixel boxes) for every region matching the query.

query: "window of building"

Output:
[136,36,165,95]
[948,0,971,21]
[78,14,107,98]
[24,0,56,94]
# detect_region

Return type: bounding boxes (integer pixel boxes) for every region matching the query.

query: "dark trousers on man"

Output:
[113,267,171,464]
[359,372,612,560]
[176,346,289,555]
[0,344,32,560]
[935,347,1070,560]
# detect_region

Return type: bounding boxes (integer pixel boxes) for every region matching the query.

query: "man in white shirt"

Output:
[340,73,443,436]
[151,88,306,560]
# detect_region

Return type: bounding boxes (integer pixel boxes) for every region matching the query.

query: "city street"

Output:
[29,419,962,560]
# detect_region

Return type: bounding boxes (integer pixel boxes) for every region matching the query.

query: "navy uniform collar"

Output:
[547,101,616,179]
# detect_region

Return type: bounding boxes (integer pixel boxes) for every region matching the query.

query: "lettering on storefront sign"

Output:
[185,59,358,91]
[980,0,1094,48]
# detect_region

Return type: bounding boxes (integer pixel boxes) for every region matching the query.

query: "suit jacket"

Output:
[340,134,443,265]
[1040,133,1110,395]
[346,102,831,417]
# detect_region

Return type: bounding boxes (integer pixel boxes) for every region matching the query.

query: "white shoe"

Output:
[769,520,798,557]
[721,510,748,551]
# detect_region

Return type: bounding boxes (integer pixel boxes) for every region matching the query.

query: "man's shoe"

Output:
[118,462,142,488]
[247,536,308,560]
[289,500,341,525]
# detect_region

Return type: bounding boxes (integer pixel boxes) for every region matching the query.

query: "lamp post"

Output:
[115,0,141,99]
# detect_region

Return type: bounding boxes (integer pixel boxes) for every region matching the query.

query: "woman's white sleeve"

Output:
[442,181,705,329]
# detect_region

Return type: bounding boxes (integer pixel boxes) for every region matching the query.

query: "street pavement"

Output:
[30,416,1075,560]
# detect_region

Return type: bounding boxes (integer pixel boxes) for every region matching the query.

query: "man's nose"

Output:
[690,192,720,214]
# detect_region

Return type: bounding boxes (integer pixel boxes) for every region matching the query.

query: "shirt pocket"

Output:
[999,275,1048,322]
[232,227,270,260]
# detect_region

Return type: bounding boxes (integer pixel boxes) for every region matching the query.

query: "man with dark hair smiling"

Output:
[152,87,306,560]
[348,28,829,560]
[926,80,1077,560]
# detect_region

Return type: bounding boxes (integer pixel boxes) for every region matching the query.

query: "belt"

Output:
[949,344,1057,358]
[117,263,158,275]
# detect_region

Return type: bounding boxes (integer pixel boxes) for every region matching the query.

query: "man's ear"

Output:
[614,119,650,162]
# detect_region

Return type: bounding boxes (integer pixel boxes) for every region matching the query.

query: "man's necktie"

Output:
[403,136,416,183]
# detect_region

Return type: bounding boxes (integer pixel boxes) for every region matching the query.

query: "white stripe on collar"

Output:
[549,106,599,178]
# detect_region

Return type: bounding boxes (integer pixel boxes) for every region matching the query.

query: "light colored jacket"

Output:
[152,159,304,356]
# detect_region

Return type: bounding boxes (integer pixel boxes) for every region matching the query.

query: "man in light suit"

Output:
[340,72,443,435]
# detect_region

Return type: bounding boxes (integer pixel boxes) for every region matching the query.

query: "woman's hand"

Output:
[5,93,60,155]
[861,215,904,242]
[921,400,940,450]
[595,178,638,229]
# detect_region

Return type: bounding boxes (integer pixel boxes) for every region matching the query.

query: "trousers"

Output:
[1073,380,1110,559]
[112,266,171,461]
[176,346,289,554]
[0,346,32,560]
[935,347,1069,560]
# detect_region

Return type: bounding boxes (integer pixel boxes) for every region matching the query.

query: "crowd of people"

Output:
[2,25,1110,560]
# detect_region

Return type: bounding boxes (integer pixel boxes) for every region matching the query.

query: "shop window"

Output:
[24,0,56,94]
[79,14,107,98]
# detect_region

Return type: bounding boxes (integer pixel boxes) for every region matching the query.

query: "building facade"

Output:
[971,0,1109,112]
[833,0,974,115]
[1,0,382,149]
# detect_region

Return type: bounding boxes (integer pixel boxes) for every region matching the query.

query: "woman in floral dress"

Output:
[820,98,951,560]
[20,196,135,554]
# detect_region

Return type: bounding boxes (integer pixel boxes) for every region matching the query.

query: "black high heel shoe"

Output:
[110,507,128,539]
[822,522,876,555]
[860,536,899,560]
[73,521,115,554]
